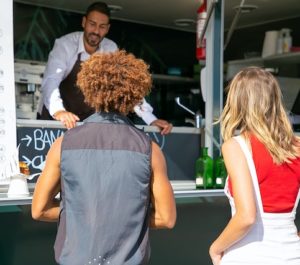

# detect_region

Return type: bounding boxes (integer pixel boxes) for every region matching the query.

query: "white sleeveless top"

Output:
[221,136,300,265]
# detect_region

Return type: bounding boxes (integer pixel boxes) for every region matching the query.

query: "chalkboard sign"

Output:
[17,122,200,181]
[17,127,65,174]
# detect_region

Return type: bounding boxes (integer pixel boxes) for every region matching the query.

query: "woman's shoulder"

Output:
[52,32,80,56]
[222,137,240,149]
[57,32,81,43]
[222,137,243,155]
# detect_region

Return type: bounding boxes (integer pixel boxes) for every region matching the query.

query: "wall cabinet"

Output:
[226,51,300,80]
[226,52,300,129]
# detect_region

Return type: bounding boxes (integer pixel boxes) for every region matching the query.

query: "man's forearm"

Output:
[33,199,60,222]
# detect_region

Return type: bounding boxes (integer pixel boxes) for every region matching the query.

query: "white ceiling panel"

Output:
[14,0,300,32]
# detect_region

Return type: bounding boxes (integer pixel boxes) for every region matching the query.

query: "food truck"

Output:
[2,0,299,264]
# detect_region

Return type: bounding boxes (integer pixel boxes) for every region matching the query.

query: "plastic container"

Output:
[7,174,29,197]
[262,30,279,57]
[282,28,292,53]
[277,28,292,54]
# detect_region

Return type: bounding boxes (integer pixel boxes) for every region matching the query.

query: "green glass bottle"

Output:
[214,155,227,189]
[195,147,214,189]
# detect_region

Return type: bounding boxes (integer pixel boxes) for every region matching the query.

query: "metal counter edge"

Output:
[16,119,201,134]
[0,182,225,206]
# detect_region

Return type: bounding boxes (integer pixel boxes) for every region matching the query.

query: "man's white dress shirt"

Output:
[40,31,157,125]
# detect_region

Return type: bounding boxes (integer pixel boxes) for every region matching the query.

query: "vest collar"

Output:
[84,112,136,127]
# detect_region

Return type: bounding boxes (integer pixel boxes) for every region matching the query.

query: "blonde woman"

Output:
[209,67,300,265]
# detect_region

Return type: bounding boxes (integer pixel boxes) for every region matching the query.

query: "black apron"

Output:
[39,54,95,121]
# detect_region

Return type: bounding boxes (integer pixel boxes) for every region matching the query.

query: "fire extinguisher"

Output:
[196,0,207,60]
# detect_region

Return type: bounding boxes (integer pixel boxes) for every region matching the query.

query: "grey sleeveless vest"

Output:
[54,112,152,265]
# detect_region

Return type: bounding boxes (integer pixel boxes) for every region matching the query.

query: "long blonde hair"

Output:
[220,67,299,164]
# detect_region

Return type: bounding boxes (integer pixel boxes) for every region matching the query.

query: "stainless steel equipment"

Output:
[14,60,45,119]
[175,97,202,128]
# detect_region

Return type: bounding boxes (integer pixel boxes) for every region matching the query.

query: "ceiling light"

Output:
[108,5,122,13]
[233,4,258,13]
[174,19,195,27]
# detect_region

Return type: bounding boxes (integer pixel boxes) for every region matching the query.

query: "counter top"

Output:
[0,183,35,206]
[16,119,201,134]
[0,181,225,206]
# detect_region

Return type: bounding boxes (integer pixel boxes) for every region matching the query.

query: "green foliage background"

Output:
[13,2,195,75]
[14,3,74,61]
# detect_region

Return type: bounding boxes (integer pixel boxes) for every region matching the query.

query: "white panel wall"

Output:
[0,0,17,180]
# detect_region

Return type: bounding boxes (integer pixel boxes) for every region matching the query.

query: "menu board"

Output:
[17,127,64,174]
[17,124,201,181]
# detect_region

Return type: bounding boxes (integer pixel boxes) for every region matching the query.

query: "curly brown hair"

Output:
[76,50,152,114]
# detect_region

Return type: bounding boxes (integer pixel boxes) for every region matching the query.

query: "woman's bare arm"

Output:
[209,138,256,264]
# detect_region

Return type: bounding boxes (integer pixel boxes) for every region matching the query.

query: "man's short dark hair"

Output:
[85,2,111,18]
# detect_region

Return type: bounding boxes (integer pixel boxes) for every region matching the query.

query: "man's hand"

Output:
[150,119,173,135]
[53,110,80,129]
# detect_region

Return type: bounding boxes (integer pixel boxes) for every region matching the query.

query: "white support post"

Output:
[204,0,224,158]
[0,0,17,181]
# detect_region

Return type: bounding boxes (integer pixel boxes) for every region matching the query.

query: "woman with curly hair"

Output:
[209,67,300,265]
[32,50,176,265]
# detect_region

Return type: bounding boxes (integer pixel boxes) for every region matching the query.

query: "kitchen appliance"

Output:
[14,60,45,119]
